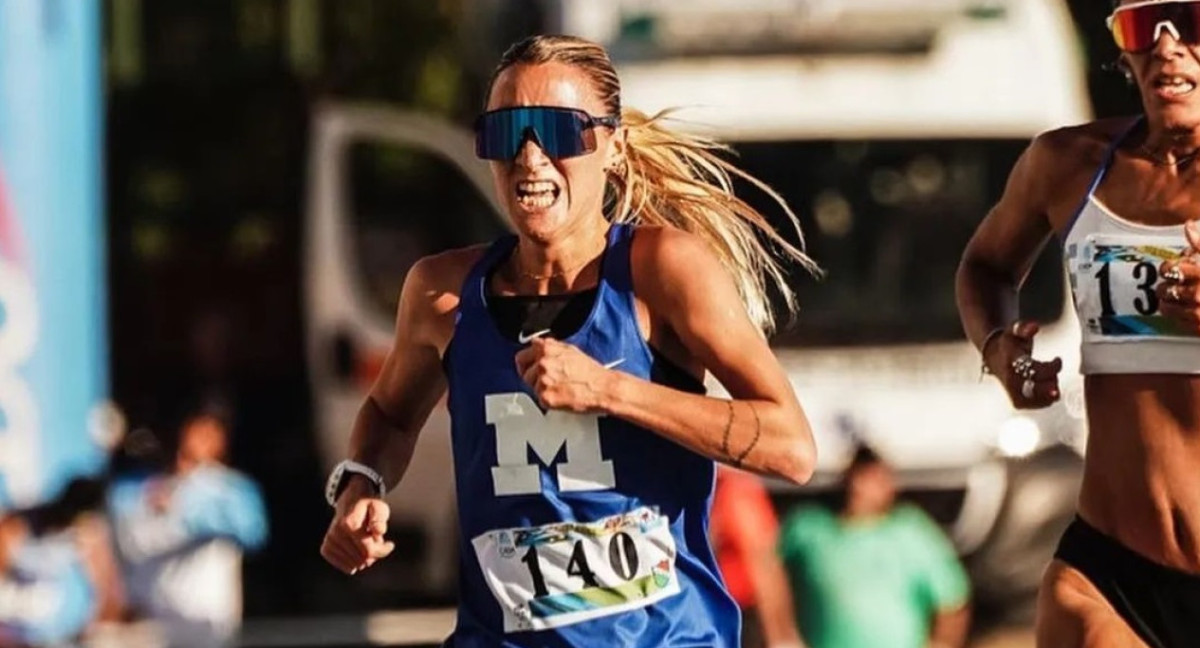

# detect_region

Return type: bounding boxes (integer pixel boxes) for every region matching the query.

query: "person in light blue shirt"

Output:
[0,476,122,648]
[109,410,267,648]
[0,512,96,648]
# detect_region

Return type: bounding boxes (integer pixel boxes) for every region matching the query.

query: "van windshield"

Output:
[730,139,1064,347]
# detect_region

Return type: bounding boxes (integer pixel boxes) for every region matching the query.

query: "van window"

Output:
[347,142,506,318]
[733,138,1064,347]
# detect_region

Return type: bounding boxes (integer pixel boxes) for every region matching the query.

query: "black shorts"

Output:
[1054,516,1200,648]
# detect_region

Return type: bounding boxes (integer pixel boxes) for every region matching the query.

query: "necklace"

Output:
[514,252,599,280]
[1140,144,1200,168]
[512,232,608,281]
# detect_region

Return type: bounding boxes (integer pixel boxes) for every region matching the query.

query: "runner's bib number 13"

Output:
[1074,234,1198,339]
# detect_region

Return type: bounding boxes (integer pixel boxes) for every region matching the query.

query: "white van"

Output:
[303,0,1091,607]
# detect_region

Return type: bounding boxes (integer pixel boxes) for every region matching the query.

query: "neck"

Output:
[842,501,889,521]
[1142,122,1200,165]
[510,217,609,292]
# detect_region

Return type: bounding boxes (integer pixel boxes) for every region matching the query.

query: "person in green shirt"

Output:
[779,444,971,648]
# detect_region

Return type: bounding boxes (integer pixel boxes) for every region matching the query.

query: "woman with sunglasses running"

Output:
[958,1,1200,646]
[319,35,817,648]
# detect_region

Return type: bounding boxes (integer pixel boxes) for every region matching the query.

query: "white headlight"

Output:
[997,416,1040,458]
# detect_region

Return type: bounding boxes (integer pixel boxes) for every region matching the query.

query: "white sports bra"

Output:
[1062,117,1200,375]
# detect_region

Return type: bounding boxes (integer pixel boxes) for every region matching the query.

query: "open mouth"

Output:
[515,180,562,210]
[1154,74,1198,98]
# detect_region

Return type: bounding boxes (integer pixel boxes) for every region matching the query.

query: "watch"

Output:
[325,460,386,507]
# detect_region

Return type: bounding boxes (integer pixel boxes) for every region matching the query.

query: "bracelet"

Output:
[978,326,1006,380]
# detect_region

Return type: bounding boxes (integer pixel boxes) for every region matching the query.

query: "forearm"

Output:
[600,373,814,483]
[956,254,1020,350]
[750,552,804,646]
[928,605,970,648]
[347,395,422,492]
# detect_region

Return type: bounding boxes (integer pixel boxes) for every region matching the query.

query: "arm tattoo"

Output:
[732,401,762,468]
[720,399,735,461]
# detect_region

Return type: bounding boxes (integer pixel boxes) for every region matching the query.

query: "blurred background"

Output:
[0,0,1146,646]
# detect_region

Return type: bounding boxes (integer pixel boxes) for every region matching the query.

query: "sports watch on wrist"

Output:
[324,460,386,507]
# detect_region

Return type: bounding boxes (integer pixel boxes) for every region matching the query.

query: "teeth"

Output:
[1158,76,1194,86]
[515,180,559,209]
[1163,82,1196,95]
[517,192,556,209]
[517,180,557,194]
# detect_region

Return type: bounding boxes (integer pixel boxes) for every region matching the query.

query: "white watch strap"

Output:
[325,460,386,507]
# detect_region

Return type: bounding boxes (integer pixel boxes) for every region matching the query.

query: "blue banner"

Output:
[0,0,107,512]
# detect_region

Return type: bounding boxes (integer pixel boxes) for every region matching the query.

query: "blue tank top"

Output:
[444,223,739,647]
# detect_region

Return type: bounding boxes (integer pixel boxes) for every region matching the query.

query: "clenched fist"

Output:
[320,481,395,575]
[514,336,619,413]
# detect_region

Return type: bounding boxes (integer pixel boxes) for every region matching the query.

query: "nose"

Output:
[513,132,552,169]
[1151,20,1186,58]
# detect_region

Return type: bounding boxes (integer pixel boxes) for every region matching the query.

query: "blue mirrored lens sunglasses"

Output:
[474,106,621,161]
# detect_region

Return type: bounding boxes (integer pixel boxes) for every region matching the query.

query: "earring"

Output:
[1102,57,1134,85]
[604,159,627,175]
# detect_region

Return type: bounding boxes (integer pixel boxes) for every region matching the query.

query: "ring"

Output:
[1021,379,1035,399]
[1011,355,1034,378]
[1165,267,1185,283]
[1171,285,1183,301]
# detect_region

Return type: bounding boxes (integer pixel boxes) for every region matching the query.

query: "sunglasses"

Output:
[474,106,620,161]
[1108,0,1200,52]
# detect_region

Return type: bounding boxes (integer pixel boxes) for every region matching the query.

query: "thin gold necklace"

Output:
[512,233,608,281]
[514,252,599,280]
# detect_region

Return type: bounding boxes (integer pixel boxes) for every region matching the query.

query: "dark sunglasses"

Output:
[474,106,620,161]
[1108,0,1200,52]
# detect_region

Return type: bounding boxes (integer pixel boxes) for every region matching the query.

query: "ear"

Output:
[603,125,626,173]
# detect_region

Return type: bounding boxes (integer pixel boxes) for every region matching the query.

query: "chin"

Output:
[1150,103,1200,133]
[508,207,569,242]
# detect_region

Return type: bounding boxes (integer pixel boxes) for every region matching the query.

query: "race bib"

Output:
[471,506,680,633]
[1073,234,1198,339]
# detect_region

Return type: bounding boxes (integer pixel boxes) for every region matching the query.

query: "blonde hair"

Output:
[490,35,819,333]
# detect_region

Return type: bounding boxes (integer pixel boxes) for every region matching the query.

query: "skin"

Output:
[0,515,28,576]
[956,4,1200,645]
[712,468,805,648]
[147,415,230,512]
[175,415,228,473]
[320,60,816,576]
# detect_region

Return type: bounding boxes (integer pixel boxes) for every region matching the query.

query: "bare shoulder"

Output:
[628,225,735,318]
[1027,117,1137,181]
[629,225,716,272]
[406,244,491,309]
[401,243,491,347]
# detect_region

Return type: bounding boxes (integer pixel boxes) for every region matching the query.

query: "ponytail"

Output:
[609,108,819,333]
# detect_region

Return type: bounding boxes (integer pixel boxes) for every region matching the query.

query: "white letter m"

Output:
[485,392,615,496]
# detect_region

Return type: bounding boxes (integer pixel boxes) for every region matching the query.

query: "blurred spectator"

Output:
[779,445,970,648]
[711,466,805,648]
[0,478,119,647]
[108,409,267,648]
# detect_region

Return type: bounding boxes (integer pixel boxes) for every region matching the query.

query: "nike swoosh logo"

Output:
[603,358,625,369]
[517,329,551,344]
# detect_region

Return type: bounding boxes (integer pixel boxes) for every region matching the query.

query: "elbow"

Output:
[778,438,816,485]
[770,416,817,485]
